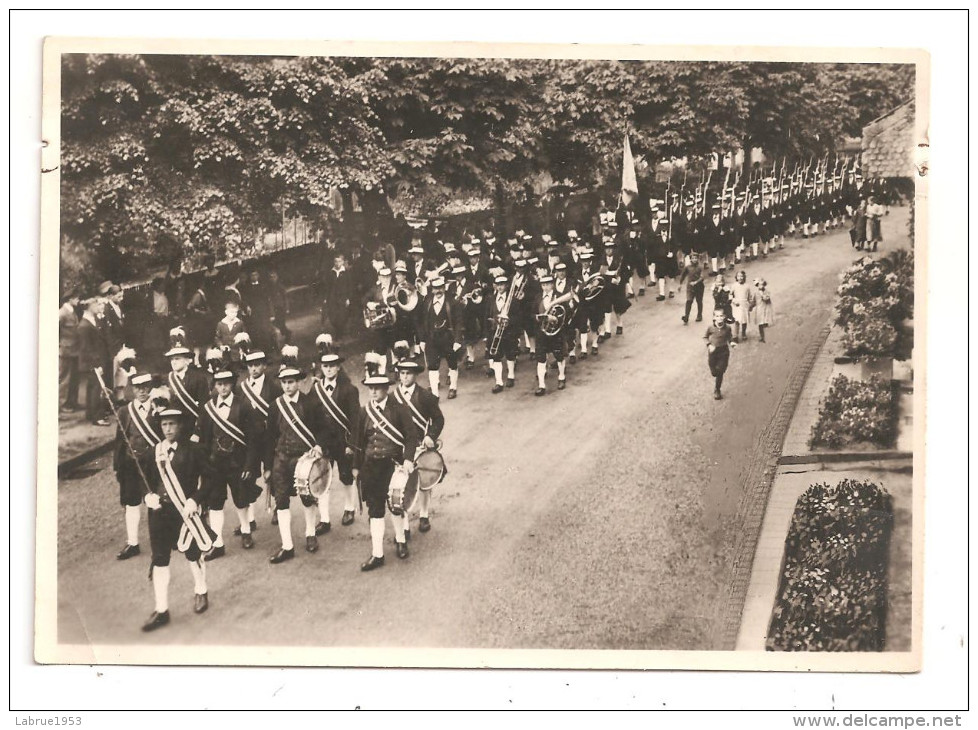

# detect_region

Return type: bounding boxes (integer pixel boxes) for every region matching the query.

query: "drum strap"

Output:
[313,380,350,435]
[276,397,316,450]
[393,387,427,433]
[204,400,247,447]
[168,372,200,419]
[240,380,269,418]
[154,443,213,553]
[366,401,404,449]
[128,402,162,447]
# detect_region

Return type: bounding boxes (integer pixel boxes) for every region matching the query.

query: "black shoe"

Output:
[306,536,319,553]
[241,533,254,549]
[591,346,599,356]
[233,520,258,537]
[419,516,431,533]
[638,288,646,297]
[579,352,588,361]
[271,512,279,526]
[491,383,503,394]
[141,610,170,632]
[714,390,722,400]
[315,521,330,536]
[656,295,666,301]
[528,351,536,359]
[361,555,385,572]
[485,367,493,378]
[395,542,409,559]
[557,379,566,391]
[269,547,295,564]
[341,510,355,526]
[626,292,635,299]
[569,354,577,365]
[695,315,703,322]
[505,378,515,388]
[204,545,225,562]
[534,387,546,397]
[464,359,473,371]
[668,292,675,298]
[447,389,457,400]
[194,593,209,614]
[682,316,689,325]
[616,326,623,335]
[116,544,140,561]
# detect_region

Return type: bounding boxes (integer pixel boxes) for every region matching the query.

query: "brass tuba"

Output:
[394,282,419,312]
[581,273,606,301]
[363,301,396,329]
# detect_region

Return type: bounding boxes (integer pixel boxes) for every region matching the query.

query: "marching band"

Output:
[98,161,881,631]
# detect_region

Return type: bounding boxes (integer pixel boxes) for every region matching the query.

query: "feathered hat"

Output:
[165,326,192,358]
[148,385,172,415]
[116,345,138,378]
[278,345,303,380]
[392,339,412,363]
[234,331,266,364]
[363,351,386,378]
[315,333,343,365]
[204,347,227,376]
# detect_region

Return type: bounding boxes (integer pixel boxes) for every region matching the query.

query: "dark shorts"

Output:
[116,459,146,507]
[149,504,203,567]
[360,456,396,519]
[201,457,262,510]
[271,450,304,511]
[708,346,730,377]
[487,329,519,361]
[426,331,459,370]
[536,332,565,362]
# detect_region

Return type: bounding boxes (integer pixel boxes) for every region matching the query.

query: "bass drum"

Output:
[294,450,332,507]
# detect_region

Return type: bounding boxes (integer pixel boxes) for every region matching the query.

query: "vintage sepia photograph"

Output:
[36,35,927,672]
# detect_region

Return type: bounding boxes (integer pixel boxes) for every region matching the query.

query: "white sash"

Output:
[154,442,213,553]
[275,396,316,450]
[128,402,161,447]
[204,400,247,447]
[313,380,351,435]
[168,371,200,419]
[240,379,270,418]
[366,401,404,449]
[393,387,427,433]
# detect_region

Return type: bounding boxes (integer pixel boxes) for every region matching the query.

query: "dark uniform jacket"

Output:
[392,383,444,442]
[264,390,330,464]
[420,293,463,344]
[113,399,162,476]
[76,315,108,373]
[194,393,261,475]
[141,437,214,508]
[353,396,419,469]
[167,367,212,429]
[310,370,361,457]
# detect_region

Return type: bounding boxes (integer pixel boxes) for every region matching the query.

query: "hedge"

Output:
[809,374,897,450]
[767,479,893,652]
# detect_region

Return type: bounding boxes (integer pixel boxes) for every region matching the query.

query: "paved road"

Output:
[56,215,905,650]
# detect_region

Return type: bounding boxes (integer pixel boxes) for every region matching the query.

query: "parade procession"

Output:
[50,51,918,647]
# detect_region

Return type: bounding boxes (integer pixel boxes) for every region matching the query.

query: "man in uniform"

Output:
[194,363,262,557]
[262,348,331,563]
[486,275,520,394]
[419,276,463,400]
[575,250,605,358]
[534,274,574,396]
[112,370,161,560]
[140,404,215,631]
[600,240,631,337]
[354,375,419,571]
[310,337,361,529]
[363,266,397,375]
[462,249,490,368]
[165,327,212,434]
[391,359,444,535]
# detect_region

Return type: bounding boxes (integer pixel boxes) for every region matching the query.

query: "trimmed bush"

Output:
[809,374,897,450]
[767,479,893,652]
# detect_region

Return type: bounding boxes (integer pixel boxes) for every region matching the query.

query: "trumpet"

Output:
[461,288,484,306]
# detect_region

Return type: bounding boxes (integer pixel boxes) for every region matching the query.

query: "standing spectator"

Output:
[77,297,110,425]
[266,268,291,346]
[754,279,774,343]
[185,270,216,365]
[145,276,172,369]
[59,288,82,411]
[729,270,756,342]
[322,252,354,338]
[850,199,868,250]
[242,267,274,352]
[100,283,128,394]
[215,298,247,362]
[866,196,884,251]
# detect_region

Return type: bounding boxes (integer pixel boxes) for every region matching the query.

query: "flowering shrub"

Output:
[809,375,896,449]
[841,315,898,358]
[767,479,893,652]
[834,251,914,358]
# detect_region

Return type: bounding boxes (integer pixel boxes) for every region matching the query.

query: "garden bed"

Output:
[767,479,894,651]
[809,374,898,450]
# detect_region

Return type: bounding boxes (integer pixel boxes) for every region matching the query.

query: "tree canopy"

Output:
[60,54,913,284]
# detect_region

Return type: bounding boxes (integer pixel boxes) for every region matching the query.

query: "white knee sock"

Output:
[125,505,140,546]
[557,361,566,381]
[658,279,666,297]
[465,344,474,362]
[506,360,515,379]
[448,368,458,390]
[237,507,251,535]
[152,565,170,613]
[603,313,612,332]
[317,500,330,526]
[344,483,356,512]
[580,333,588,352]
[188,557,207,595]
[369,517,385,558]
[303,503,318,537]
[247,503,255,523]
[537,362,547,389]
[418,490,431,519]
[763,241,769,254]
[615,313,623,328]
[649,263,656,284]
[491,360,503,386]
[209,508,225,548]
[392,512,406,543]
[711,257,718,272]
[752,242,759,257]
[277,508,293,550]
[428,370,440,397]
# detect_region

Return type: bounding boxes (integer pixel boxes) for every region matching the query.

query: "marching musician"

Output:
[164,327,212,434]
[310,335,361,529]
[263,347,331,563]
[391,359,444,536]
[650,215,678,302]
[703,203,725,274]
[534,274,573,396]
[194,361,262,557]
[111,370,161,561]
[461,249,489,369]
[600,240,631,338]
[574,250,604,359]
[363,266,397,375]
[552,262,578,364]
[419,276,463,400]
[235,342,282,531]
[486,274,519,394]
[354,374,419,571]
[408,244,432,299]
[392,262,421,357]
[140,403,215,631]
[511,257,539,359]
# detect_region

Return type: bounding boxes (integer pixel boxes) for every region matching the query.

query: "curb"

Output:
[716,318,833,650]
[58,439,114,478]
[778,450,912,466]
